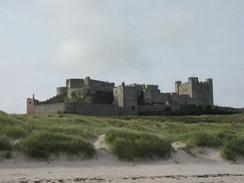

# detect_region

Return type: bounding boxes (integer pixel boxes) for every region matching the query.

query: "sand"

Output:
[0,139,244,183]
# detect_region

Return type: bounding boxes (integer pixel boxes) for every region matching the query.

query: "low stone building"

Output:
[27,76,214,116]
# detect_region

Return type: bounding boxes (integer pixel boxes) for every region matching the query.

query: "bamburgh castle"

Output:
[27,76,213,116]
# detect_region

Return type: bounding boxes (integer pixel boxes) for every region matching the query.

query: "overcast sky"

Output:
[0,0,244,113]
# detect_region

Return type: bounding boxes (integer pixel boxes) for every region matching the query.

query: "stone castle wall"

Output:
[30,102,123,116]
[33,103,66,115]
[66,103,122,116]
[27,76,214,116]
[138,104,166,114]
[66,79,85,89]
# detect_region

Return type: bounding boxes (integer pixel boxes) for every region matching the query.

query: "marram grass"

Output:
[0,112,244,160]
[105,129,172,160]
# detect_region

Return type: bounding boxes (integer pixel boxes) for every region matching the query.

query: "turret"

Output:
[188,77,199,83]
[27,96,35,115]
[175,81,182,94]
[56,87,68,96]
[206,78,214,106]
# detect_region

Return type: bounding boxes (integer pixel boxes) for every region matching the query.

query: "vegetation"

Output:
[162,105,240,116]
[105,129,171,160]
[183,132,222,147]
[0,136,12,151]
[0,111,244,161]
[19,131,95,159]
[221,137,244,160]
[0,126,28,139]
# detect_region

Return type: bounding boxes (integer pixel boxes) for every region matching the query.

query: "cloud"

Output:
[45,0,192,77]
[1,0,244,114]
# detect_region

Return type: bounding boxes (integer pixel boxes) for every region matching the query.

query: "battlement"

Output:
[175,77,213,106]
[188,77,199,83]
[145,84,159,90]
[127,84,159,91]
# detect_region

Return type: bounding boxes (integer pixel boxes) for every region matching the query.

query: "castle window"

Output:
[29,102,32,104]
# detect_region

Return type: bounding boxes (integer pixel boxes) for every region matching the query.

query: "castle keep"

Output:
[27,76,214,116]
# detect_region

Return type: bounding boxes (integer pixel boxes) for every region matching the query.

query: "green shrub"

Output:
[1,126,28,139]
[221,137,244,161]
[185,132,221,147]
[216,130,237,142]
[0,113,24,125]
[0,136,12,150]
[105,129,172,160]
[20,131,95,159]
[48,127,96,139]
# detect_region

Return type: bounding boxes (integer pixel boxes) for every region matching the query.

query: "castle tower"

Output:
[175,81,182,94]
[206,78,214,106]
[84,76,91,87]
[27,97,35,115]
[56,87,68,96]
[188,77,199,98]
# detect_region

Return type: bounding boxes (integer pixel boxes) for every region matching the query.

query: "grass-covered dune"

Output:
[0,112,244,161]
[105,129,172,160]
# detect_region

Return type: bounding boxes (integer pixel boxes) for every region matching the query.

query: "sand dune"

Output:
[1,145,244,183]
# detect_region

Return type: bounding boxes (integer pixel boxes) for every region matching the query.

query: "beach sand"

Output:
[1,146,244,183]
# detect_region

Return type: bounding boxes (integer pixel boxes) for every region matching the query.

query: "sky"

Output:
[0,0,244,113]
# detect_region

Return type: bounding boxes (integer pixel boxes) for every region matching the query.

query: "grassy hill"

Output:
[0,112,244,161]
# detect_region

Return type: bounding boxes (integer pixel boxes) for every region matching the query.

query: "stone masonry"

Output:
[27,76,214,116]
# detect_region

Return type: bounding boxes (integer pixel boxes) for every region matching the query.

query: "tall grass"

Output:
[19,131,95,159]
[1,112,244,161]
[221,137,244,161]
[0,126,28,139]
[105,129,172,160]
[0,136,12,150]
[183,132,221,147]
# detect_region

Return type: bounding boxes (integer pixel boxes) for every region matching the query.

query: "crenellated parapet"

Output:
[175,77,214,106]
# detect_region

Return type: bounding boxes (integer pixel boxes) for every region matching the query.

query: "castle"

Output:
[27,76,213,116]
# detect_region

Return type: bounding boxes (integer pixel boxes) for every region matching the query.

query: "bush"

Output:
[185,132,221,147]
[0,113,22,125]
[216,130,237,142]
[1,126,28,139]
[20,131,95,159]
[221,137,244,161]
[0,136,12,150]
[105,129,172,160]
